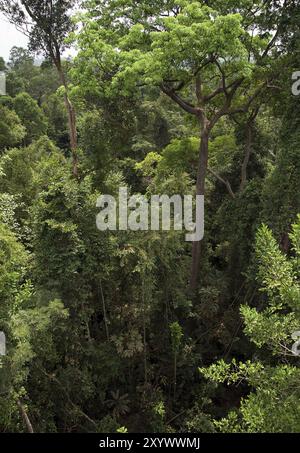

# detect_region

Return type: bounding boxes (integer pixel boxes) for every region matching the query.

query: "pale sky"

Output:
[0,13,29,62]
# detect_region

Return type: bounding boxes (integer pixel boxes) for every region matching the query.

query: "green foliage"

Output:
[201,219,300,432]
[74,0,259,106]
[106,390,130,418]
[262,137,300,239]
[0,105,26,151]
[42,93,69,148]
[13,93,48,143]
[170,322,184,354]
[117,426,128,433]
[0,56,6,71]
[0,0,299,435]
[0,221,28,323]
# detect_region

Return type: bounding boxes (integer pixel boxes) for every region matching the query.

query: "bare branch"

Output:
[229,82,267,116]
[208,168,236,199]
[161,84,201,116]
[260,0,288,59]
[202,84,224,103]
[209,78,244,129]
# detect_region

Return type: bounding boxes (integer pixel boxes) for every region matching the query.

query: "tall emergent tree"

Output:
[73,0,285,290]
[0,0,79,176]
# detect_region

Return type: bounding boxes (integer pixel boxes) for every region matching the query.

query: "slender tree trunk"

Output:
[142,278,148,385]
[99,280,110,341]
[54,59,78,178]
[240,121,252,191]
[173,353,177,401]
[190,130,209,291]
[17,399,34,433]
[240,108,259,192]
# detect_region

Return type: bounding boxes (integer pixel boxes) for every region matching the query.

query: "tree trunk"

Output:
[99,280,110,341]
[190,130,209,291]
[173,353,177,401]
[17,399,34,433]
[240,121,252,191]
[64,92,78,178]
[55,60,78,178]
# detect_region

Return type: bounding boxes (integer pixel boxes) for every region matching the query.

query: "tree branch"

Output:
[202,84,224,103]
[40,368,98,430]
[160,84,201,116]
[208,168,236,199]
[228,82,267,116]
[209,78,244,129]
[240,106,260,191]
